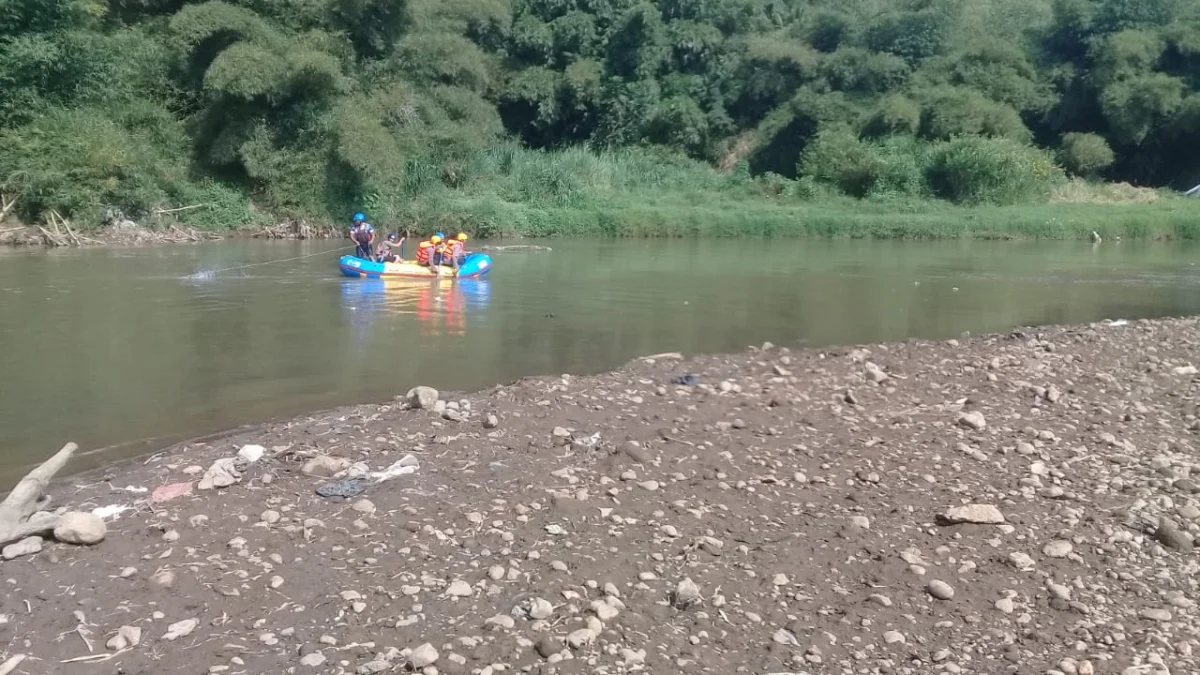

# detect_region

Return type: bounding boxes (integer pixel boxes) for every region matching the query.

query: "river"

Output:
[1,238,1198,480]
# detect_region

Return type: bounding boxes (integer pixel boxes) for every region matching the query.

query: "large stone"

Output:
[2,536,43,560]
[957,411,987,431]
[54,512,106,545]
[406,387,439,409]
[410,643,439,669]
[674,578,702,608]
[1155,518,1194,552]
[927,580,954,600]
[937,504,1005,525]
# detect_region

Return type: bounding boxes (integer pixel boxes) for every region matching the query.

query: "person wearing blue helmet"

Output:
[349,212,375,259]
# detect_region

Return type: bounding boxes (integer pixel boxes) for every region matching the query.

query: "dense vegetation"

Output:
[1,0,1199,236]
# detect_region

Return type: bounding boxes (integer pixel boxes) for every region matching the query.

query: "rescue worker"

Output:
[375,232,405,262]
[349,212,375,259]
[416,234,441,267]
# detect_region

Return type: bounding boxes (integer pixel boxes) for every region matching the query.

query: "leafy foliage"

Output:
[3,0,1200,228]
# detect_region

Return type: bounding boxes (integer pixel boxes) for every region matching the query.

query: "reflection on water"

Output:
[341,278,492,339]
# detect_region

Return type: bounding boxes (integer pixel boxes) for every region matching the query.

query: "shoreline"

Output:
[4,316,1200,674]
[4,197,1200,248]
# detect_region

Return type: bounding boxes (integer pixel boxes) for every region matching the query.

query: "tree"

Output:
[1058,132,1115,176]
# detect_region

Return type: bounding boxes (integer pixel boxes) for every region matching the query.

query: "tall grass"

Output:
[376,142,1200,241]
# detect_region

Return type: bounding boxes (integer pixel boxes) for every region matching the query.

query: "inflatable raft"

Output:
[338,252,492,279]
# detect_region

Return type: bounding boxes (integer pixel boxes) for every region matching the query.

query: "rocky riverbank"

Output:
[4,317,1200,675]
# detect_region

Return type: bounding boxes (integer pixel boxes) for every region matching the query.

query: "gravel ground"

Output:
[3,316,1200,675]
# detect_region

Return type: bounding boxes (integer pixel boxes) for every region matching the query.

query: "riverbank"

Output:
[4,317,1199,674]
[0,219,343,248]
[4,197,1200,248]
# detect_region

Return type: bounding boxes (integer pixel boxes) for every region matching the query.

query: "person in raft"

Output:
[415,233,442,267]
[349,212,375,259]
[441,232,469,269]
[375,232,405,262]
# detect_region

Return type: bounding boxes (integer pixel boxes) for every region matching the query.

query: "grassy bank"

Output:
[362,144,1200,241]
[4,141,1197,244]
[415,199,1200,241]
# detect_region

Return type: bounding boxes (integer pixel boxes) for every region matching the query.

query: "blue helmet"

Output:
[353,212,366,222]
[435,231,446,239]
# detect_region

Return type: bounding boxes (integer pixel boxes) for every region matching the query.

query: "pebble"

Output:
[927,580,954,600]
[772,573,790,586]
[446,580,474,597]
[1008,552,1036,570]
[485,615,515,630]
[1043,540,1074,558]
[162,618,199,641]
[528,597,554,620]
[957,411,987,431]
[535,636,562,658]
[484,413,499,429]
[352,499,376,514]
[299,653,326,667]
[995,597,1015,614]
[567,628,596,649]
[883,630,906,644]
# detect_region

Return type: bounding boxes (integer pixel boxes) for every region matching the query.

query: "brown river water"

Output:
[1,238,1198,481]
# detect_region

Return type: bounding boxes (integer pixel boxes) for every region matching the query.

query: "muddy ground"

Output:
[4,317,1200,675]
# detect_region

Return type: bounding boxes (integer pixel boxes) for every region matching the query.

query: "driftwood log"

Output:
[478,245,553,252]
[0,442,76,547]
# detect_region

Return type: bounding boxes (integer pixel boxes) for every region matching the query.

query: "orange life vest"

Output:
[443,240,463,259]
[416,240,434,263]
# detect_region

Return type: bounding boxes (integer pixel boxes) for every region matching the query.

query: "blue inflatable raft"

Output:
[339,252,492,279]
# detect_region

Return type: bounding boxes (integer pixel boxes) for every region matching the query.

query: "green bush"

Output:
[1058,132,1115,176]
[0,107,207,222]
[798,125,882,198]
[926,136,1060,206]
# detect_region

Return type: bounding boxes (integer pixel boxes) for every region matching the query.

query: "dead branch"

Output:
[51,211,82,246]
[0,443,77,546]
[0,654,27,675]
[153,204,207,215]
[0,193,17,221]
[37,226,66,247]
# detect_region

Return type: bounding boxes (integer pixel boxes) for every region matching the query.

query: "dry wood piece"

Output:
[0,193,17,221]
[257,220,340,240]
[0,442,77,547]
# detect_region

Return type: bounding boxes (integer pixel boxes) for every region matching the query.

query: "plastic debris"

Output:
[236,444,265,464]
[109,484,148,494]
[198,458,241,490]
[369,454,420,482]
[91,504,131,520]
[150,482,193,504]
[316,477,367,500]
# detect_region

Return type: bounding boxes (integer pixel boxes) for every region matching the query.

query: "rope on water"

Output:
[185,244,353,280]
